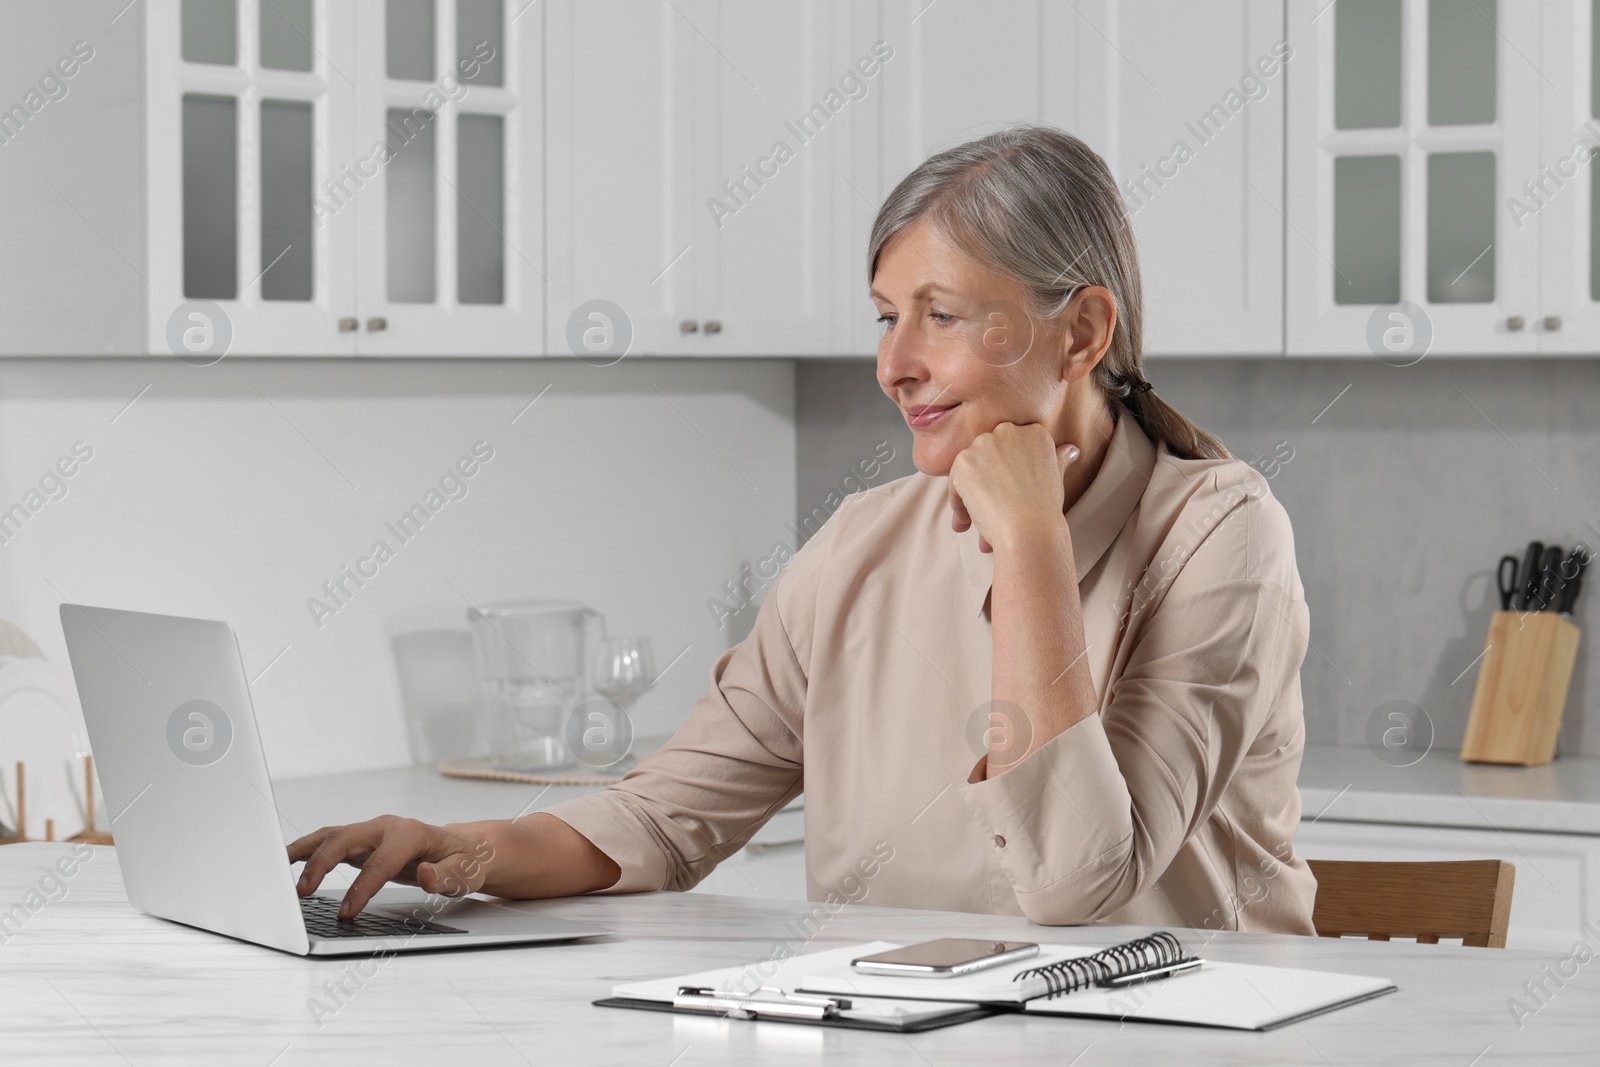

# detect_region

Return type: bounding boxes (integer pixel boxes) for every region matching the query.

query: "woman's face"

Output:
[870,218,1072,476]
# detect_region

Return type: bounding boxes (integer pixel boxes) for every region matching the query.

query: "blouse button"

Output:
[993,834,1006,848]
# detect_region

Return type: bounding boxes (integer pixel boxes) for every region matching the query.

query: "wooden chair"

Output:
[1307,859,1515,949]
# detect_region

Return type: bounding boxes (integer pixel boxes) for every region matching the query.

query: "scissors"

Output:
[1497,554,1521,611]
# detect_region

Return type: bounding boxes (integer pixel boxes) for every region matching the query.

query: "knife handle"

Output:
[1536,546,1564,611]
[1558,547,1589,615]
[1517,541,1545,611]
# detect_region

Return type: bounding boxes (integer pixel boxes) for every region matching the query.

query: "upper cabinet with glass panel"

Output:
[149,0,355,354]
[178,0,317,306]
[1289,0,1541,356]
[1535,0,1600,354]
[15,0,1600,359]
[134,0,541,355]
[350,0,539,355]
[1290,0,1598,356]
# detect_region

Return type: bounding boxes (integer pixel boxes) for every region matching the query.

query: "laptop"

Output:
[59,603,612,956]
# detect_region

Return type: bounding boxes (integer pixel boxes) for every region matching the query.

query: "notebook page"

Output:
[800,943,1396,1030]
[1020,959,1395,1031]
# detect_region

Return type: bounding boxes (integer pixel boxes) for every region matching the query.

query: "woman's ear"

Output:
[1060,286,1117,383]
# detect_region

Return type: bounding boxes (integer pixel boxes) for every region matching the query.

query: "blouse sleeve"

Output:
[956,482,1310,925]
[539,517,832,893]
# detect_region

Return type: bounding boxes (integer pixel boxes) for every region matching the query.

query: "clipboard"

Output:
[593,986,994,1033]
[595,942,998,1033]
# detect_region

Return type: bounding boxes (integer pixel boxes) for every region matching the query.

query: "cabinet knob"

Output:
[338,317,358,332]
[1506,315,1525,331]
[367,317,388,332]
[680,320,699,334]
[703,320,722,335]
[1544,315,1563,332]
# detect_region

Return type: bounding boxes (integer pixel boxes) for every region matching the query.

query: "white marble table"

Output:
[3,843,1596,1065]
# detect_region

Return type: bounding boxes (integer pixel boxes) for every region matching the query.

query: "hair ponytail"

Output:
[868,123,1229,461]
[1105,371,1230,462]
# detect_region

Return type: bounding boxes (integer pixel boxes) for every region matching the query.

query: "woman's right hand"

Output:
[287,815,493,919]
[286,811,622,919]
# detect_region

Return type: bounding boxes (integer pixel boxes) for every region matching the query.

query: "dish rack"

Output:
[0,755,113,846]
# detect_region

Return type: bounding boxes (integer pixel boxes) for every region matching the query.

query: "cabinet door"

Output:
[147,0,358,357]
[879,0,1070,183]
[875,1,1080,352]
[1538,0,1600,353]
[544,0,698,358]
[687,1,878,357]
[1073,0,1286,356]
[1288,0,1543,357]
[878,1,1283,358]
[351,0,542,356]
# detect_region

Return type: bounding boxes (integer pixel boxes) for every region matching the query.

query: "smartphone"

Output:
[851,938,1039,977]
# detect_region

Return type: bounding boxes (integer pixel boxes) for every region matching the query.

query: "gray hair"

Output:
[867,123,1228,461]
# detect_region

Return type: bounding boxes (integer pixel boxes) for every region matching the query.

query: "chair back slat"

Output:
[1307,859,1515,949]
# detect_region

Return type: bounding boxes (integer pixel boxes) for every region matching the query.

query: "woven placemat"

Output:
[435,756,627,786]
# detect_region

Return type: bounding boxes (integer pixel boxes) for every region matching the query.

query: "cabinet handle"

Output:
[1544,316,1563,331]
[367,317,388,332]
[338,317,359,332]
[1506,316,1525,331]
[680,320,699,334]
[703,320,722,335]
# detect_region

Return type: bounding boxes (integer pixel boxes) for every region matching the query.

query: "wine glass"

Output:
[593,635,655,711]
[578,635,655,770]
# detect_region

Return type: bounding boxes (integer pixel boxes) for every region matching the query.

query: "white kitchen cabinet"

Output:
[150,0,542,357]
[874,0,1075,361]
[1296,818,1598,953]
[551,0,1287,360]
[544,0,696,359]
[1071,0,1288,356]
[1537,0,1600,353]
[691,2,881,358]
[3,0,540,357]
[545,0,878,359]
[878,0,1285,357]
[1286,0,1559,357]
[348,0,544,356]
[144,0,360,357]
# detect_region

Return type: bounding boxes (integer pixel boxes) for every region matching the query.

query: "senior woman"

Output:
[290,124,1318,935]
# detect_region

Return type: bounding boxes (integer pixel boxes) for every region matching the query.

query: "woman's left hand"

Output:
[948,422,1081,554]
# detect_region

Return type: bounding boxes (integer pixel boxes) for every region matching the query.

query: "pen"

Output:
[673,985,851,1020]
[1102,957,1205,987]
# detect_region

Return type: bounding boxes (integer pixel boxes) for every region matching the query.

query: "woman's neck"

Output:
[1060,401,1118,514]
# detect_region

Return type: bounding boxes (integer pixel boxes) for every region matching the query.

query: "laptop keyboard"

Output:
[300,895,469,939]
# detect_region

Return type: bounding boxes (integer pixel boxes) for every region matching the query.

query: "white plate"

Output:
[0,656,92,840]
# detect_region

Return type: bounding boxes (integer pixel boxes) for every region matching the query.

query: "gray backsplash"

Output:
[797,357,1600,759]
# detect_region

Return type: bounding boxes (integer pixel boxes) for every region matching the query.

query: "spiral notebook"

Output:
[799,931,1397,1032]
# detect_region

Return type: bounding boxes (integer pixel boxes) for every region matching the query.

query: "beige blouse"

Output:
[546,411,1318,935]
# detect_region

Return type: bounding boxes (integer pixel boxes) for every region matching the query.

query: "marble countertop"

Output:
[3,842,1596,1065]
[1298,745,1600,836]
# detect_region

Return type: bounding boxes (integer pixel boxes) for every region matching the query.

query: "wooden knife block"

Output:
[1461,611,1581,766]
